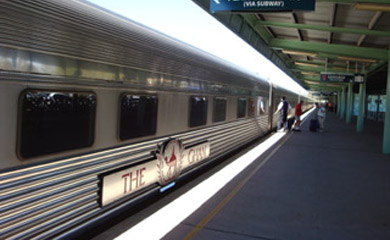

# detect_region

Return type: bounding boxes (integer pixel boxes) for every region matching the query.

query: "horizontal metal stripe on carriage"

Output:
[0,0,270,91]
[45,128,266,240]
[0,118,262,180]
[210,130,262,158]
[0,123,260,202]
[0,177,97,217]
[0,117,267,239]
[7,202,99,240]
[49,127,265,240]
[1,193,99,239]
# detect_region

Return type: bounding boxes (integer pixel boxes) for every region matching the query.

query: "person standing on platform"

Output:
[317,103,327,132]
[275,96,291,131]
[293,100,303,132]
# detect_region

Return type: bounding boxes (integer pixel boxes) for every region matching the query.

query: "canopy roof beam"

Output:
[357,11,383,46]
[270,39,389,61]
[255,21,390,37]
[292,65,364,74]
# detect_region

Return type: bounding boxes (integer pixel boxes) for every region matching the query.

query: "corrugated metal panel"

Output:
[0,117,267,239]
[0,0,269,91]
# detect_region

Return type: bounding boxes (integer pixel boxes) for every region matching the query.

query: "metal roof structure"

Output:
[193,0,390,95]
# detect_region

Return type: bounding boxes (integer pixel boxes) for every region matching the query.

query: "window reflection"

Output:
[20,90,96,158]
[120,95,158,140]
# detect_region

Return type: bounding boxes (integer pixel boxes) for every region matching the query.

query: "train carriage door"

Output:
[249,95,270,132]
[256,96,268,132]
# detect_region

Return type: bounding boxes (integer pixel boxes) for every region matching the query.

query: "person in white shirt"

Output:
[275,96,291,131]
[317,104,326,132]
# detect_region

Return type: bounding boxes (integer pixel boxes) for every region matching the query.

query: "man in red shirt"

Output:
[293,100,303,131]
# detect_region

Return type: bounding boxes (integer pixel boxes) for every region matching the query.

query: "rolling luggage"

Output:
[309,119,319,132]
[287,117,295,130]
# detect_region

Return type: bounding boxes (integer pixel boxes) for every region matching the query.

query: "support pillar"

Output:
[383,55,390,154]
[340,87,346,119]
[346,83,353,124]
[337,90,341,117]
[357,78,366,133]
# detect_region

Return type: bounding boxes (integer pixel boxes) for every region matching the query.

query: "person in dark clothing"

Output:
[275,96,291,131]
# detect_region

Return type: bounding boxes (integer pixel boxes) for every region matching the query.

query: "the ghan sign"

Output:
[101,139,210,207]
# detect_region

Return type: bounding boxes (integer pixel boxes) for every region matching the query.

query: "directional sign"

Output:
[354,74,365,84]
[320,73,365,83]
[320,73,354,83]
[210,0,315,13]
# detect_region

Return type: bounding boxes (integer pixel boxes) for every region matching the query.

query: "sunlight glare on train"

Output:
[86,0,308,96]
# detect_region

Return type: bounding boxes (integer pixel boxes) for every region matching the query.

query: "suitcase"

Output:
[287,117,295,130]
[309,119,319,132]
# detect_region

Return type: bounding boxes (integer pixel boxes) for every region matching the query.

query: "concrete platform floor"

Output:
[164,113,390,240]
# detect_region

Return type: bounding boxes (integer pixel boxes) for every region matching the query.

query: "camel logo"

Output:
[156,139,184,185]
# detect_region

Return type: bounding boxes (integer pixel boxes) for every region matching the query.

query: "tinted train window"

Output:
[19,90,96,158]
[189,96,208,127]
[237,98,246,118]
[120,95,158,140]
[213,97,227,123]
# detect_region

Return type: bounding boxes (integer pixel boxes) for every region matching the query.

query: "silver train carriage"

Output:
[0,0,310,239]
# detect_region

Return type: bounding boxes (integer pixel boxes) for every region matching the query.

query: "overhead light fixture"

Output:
[333,66,351,71]
[301,71,320,76]
[295,62,320,68]
[338,56,376,63]
[354,3,390,12]
[282,50,317,57]
[304,80,321,85]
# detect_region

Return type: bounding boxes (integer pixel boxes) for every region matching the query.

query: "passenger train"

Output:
[0,0,310,239]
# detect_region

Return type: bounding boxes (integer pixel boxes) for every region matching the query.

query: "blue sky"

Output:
[86,0,307,94]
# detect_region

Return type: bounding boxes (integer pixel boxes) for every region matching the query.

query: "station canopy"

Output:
[193,0,390,96]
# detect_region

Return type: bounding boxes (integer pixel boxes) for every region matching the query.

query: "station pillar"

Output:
[340,87,346,119]
[337,90,341,117]
[346,83,353,124]
[357,77,366,133]
[383,54,390,154]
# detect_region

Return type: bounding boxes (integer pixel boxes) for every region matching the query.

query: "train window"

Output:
[189,96,208,127]
[213,97,227,123]
[237,98,246,118]
[120,95,158,141]
[19,90,96,158]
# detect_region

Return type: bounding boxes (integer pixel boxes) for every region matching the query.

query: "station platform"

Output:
[92,111,390,240]
[161,112,390,240]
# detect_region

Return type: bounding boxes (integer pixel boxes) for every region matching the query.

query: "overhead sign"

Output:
[320,73,365,83]
[210,0,315,12]
[320,73,354,83]
[354,74,365,84]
